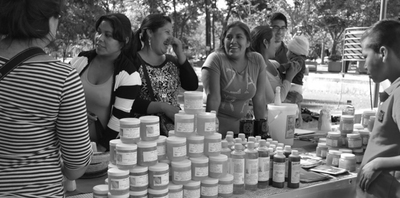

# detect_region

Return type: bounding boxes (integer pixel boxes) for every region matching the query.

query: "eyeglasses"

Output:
[272,25,287,32]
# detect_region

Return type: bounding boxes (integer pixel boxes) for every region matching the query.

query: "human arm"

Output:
[202,68,221,113]
[253,58,267,119]
[170,37,186,65]
[176,57,198,91]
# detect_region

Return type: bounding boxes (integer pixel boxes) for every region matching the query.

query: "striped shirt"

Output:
[0,58,93,197]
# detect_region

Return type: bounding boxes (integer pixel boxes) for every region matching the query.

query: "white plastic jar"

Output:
[184,91,204,110]
[93,184,108,198]
[169,183,183,198]
[218,174,233,197]
[339,153,357,172]
[187,134,205,158]
[139,116,160,141]
[129,166,148,192]
[171,159,192,184]
[196,112,216,136]
[116,143,137,170]
[208,154,228,178]
[148,187,168,198]
[200,177,218,198]
[108,168,130,196]
[175,113,195,137]
[183,180,201,198]
[166,136,187,161]
[120,118,140,144]
[190,156,209,181]
[204,133,221,157]
[109,139,122,165]
[137,141,158,166]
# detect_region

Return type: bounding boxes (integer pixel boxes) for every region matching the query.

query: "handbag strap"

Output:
[0,47,45,81]
[138,55,156,101]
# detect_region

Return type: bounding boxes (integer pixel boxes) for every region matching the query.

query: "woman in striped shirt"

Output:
[0,0,93,197]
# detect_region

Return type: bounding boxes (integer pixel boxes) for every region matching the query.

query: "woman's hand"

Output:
[169,37,186,64]
[161,102,180,121]
[285,62,302,81]
[358,158,382,192]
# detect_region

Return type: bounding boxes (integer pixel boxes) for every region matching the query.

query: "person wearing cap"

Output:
[270,12,289,65]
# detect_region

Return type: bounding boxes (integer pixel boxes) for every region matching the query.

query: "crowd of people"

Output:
[2,0,400,197]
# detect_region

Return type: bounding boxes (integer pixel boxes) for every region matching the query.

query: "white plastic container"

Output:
[187,134,205,158]
[120,118,140,144]
[175,113,195,137]
[139,116,160,141]
[197,112,216,136]
[184,91,204,110]
[267,103,298,145]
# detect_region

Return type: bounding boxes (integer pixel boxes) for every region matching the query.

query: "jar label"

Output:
[183,189,200,198]
[210,163,223,174]
[201,186,218,196]
[218,183,233,194]
[143,150,157,162]
[245,159,258,185]
[290,161,300,184]
[204,121,215,132]
[109,177,129,191]
[348,140,362,148]
[258,157,270,181]
[130,174,148,186]
[173,145,187,157]
[194,166,208,177]
[189,143,204,154]
[157,145,166,155]
[341,123,353,132]
[174,170,191,181]
[327,139,338,147]
[232,158,244,184]
[208,142,221,153]
[146,123,160,137]
[176,122,194,133]
[273,162,285,183]
[117,151,137,165]
[169,191,183,198]
[121,127,140,138]
[285,115,296,139]
[153,172,169,186]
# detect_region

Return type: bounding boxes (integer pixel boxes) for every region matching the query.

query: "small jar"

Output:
[347,133,362,149]
[110,139,122,165]
[129,166,148,192]
[204,133,222,157]
[358,130,370,146]
[169,183,183,198]
[340,115,354,134]
[108,193,129,198]
[183,180,201,198]
[148,188,168,198]
[120,118,141,144]
[137,141,158,167]
[157,136,167,161]
[93,184,108,198]
[171,159,192,184]
[148,163,169,190]
[166,136,187,161]
[190,156,209,181]
[352,148,364,164]
[362,110,376,128]
[218,174,233,197]
[200,177,219,198]
[368,116,376,132]
[326,150,342,167]
[108,168,130,196]
[339,153,357,172]
[208,154,228,178]
[175,113,195,137]
[197,112,216,136]
[139,115,160,141]
[184,91,203,109]
[116,143,137,170]
[187,134,205,158]
[316,143,328,159]
[129,189,147,198]
[326,132,341,148]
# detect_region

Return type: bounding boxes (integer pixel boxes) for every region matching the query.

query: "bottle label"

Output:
[204,121,215,132]
[210,163,223,174]
[201,186,218,196]
[290,161,300,184]
[285,115,296,139]
[117,151,137,165]
[327,139,339,147]
[143,150,157,162]
[218,184,233,194]
[245,158,258,185]
[173,145,187,157]
[157,145,166,156]
[122,127,139,138]
[189,143,204,154]
[232,158,245,184]
[109,177,129,191]
[130,174,148,186]
[173,170,191,181]
[152,173,169,186]
[208,142,221,153]
[183,189,200,198]
[146,123,160,137]
[176,122,194,133]
[273,161,285,183]
[194,166,208,177]
[258,157,270,181]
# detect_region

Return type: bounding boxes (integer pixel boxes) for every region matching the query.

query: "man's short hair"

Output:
[270,12,287,27]
[362,20,400,56]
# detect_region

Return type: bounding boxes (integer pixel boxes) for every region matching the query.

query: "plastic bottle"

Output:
[210,110,219,134]
[239,109,254,138]
[231,143,245,195]
[221,140,232,174]
[244,142,258,191]
[272,150,285,188]
[283,145,291,182]
[274,87,282,105]
[342,100,355,115]
[268,147,275,185]
[226,131,234,138]
[288,150,300,188]
[238,133,246,142]
[225,135,235,150]
[257,140,269,189]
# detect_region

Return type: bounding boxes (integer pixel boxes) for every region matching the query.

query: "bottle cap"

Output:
[247,142,255,149]
[291,150,299,156]
[284,145,291,152]
[259,139,267,147]
[234,143,243,150]
[248,136,255,142]
[235,138,242,144]
[221,140,228,148]
[226,135,234,142]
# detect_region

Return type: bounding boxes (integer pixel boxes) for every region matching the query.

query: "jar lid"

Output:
[148,187,168,195]
[169,183,183,190]
[175,113,195,119]
[119,118,140,125]
[138,140,157,148]
[116,143,137,150]
[107,192,129,198]
[184,180,201,187]
[197,112,215,119]
[184,91,203,97]
[187,135,205,141]
[109,139,122,146]
[157,135,167,143]
[130,165,148,173]
[319,138,327,142]
[149,162,169,171]
[129,189,147,196]
[167,136,186,144]
[139,115,159,123]
[93,184,108,194]
[327,132,341,137]
[358,130,370,135]
[341,115,354,120]
[209,154,228,162]
[362,110,376,115]
[108,168,129,177]
[171,159,191,168]
[340,153,356,159]
[219,174,234,182]
[201,177,219,185]
[328,150,342,155]
[347,133,360,138]
[205,133,222,140]
[339,149,353,154]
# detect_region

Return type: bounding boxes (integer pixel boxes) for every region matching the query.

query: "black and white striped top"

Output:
[0,58,93,197]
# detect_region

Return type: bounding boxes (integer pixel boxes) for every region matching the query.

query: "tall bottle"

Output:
[231,143,245,194]
[225,135,235,150]
[221,140,232,174]
[269,147,275,185]
[288,150,301,188]
[257,140,270,189]
[274,87,282,105]
[283,145,292,182]
[272,150,285,188]
[342,100,355,115]
[245,142,259,191]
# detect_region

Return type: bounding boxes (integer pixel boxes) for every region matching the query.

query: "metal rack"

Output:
[341,27,368,74]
